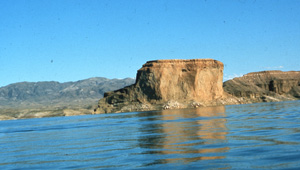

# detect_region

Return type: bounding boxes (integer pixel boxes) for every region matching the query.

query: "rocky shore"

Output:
[1,59,299,120]
[0,104,96,121]
[95,59,226,113]
[223,70,300,103]
[95,59,300,114]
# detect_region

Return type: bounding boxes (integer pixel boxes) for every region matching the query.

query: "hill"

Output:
[223,71,300,102]
[0,77,135,120]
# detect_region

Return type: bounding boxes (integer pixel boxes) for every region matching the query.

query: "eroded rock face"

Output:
[223,71,300,102]
[95,59,225,113]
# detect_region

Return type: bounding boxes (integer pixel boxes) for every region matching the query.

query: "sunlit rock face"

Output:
[136,59,224,102]
[95,59,225,113]
[223,71,300,102]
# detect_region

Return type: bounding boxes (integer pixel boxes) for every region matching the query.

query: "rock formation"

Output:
[95,60,300,114]
[95,59,225,113]
[223,71,300,102]
[3,58,299,120]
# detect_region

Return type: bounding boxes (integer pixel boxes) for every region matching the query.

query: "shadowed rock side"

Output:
[223,71,300,102]
[95,59,228,113]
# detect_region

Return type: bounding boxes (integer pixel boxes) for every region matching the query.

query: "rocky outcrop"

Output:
[95,62,300,114]
[95,59,225,113]
[223,71,300,102]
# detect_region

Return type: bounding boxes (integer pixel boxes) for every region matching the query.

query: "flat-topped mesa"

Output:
[223,70,300,101]
[243,70,300,80]
[95,59,225,113]
[136,59,224,102]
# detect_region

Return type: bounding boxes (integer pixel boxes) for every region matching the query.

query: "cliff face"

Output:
[95,61,300,114]
[135,59,224,102]
[223,71,300,102]
[95,59,225,113]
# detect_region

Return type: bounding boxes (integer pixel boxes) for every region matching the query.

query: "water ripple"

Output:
[1,101,300,169]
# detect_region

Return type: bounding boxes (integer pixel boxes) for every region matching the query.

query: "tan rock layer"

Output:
[95,59,225,113]
[95,60,300,114]
[223,70,300,102]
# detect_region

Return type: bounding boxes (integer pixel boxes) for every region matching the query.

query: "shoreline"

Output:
[1,98,298,121]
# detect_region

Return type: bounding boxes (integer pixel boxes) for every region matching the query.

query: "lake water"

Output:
[1,101,300,169]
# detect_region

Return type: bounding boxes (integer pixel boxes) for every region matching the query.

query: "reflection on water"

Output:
[1,101,300,169]
[139,106,229,164]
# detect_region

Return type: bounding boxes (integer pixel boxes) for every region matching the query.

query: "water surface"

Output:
[1,101,300,169]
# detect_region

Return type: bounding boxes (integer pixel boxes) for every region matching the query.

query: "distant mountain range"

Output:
[0,77,135,109]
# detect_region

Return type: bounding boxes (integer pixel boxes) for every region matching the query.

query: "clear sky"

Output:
[1,0,300,87]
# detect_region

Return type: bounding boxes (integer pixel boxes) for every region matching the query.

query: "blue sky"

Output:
[1,0,300,87]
